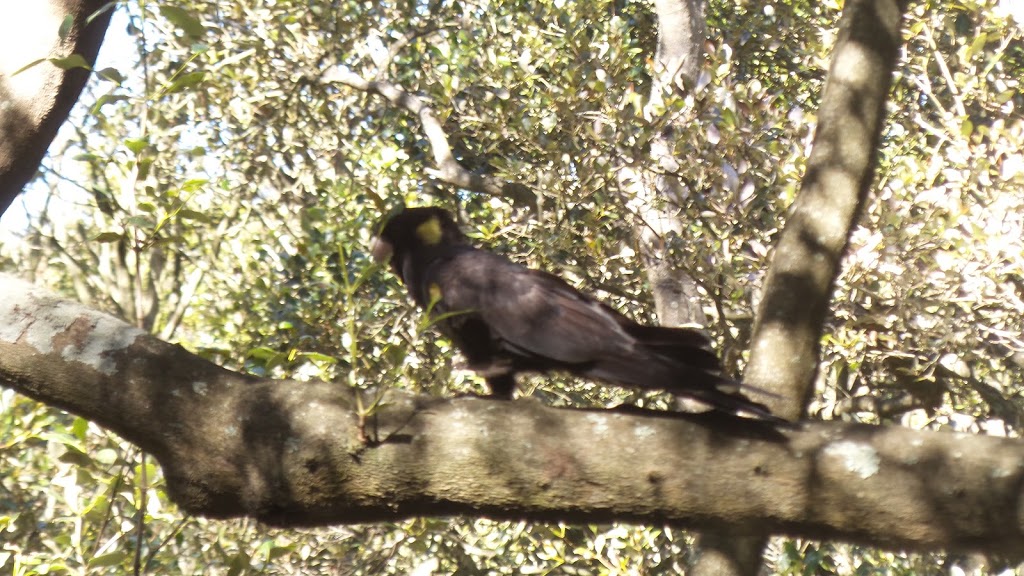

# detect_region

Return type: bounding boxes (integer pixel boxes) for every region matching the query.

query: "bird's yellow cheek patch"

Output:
[416,217,443,245]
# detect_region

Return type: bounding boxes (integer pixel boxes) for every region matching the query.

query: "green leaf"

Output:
[88,551,129,568]
[11,58,48,76]
[299,352,339,364]
[138,158,154,180]
[124,137,149,154]
[71,417,89,440]
[40,431,85,451]
[267,544,294,560]
[92,94,130,114]
[181,178,208,191]
[134,462,159,480]
[960,120,974,138]
[165,71,206,94]
[176,209,207,221]
[96,67,126,83]
[58,15,74,40]
[159,6,205,38]
[59,447,92,467]
[966,33,987,60]
[83,495,110,521]
[86,2,117,26]
[50,54,91,71]
[95,448,119,465]
[125,215,154,229]
[247,347,280,361]
[93,229,121,240]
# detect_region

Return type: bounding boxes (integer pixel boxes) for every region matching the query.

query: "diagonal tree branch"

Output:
[746,0,909,419]
[323,66,534,206]
[0,0,113,219]
[708,1,909,571]
[2,274,1023,558]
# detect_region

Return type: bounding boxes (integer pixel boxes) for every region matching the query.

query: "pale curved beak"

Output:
[370,237,393,263]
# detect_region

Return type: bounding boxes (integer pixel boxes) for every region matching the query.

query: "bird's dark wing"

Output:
[434,250,783,420]
[435,252,722,372]
[604,311,722,372]
[520,271,725,373]
[436,251,635,366]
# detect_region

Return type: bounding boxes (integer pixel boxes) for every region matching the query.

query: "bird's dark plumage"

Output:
[372,206,783,422]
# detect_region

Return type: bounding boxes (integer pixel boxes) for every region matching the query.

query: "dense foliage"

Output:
[1,0,1022,573]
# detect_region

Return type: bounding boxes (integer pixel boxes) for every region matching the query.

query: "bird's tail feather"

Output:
[622,324,722,372]
[682,373,791,425]
[592,353,790,424]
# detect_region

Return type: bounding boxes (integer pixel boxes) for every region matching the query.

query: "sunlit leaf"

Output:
[50,54,91,71]
[58,15,74,40]
[159,6,205,38]
[88,552,129,568]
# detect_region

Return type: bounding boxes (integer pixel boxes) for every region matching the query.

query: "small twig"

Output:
[133,452,148,575]
[142,516,193,572]
[375,24,444,79]
[323,67,534,206]
[922,24,968,118]
[86,461,128,559]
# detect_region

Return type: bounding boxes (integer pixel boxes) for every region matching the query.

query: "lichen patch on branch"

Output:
[824,440,881,479]
[0,275,146,375]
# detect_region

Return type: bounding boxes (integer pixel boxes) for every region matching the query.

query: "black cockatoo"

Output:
[371,206,782,421]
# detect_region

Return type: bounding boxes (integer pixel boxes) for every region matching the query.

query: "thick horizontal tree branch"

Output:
[322,66,534,206]
[1,274,1023,558]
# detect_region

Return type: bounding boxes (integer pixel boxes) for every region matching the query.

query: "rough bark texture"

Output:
[745,0,908,420]
[1,274,1023,558]
[0,0,112,219]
